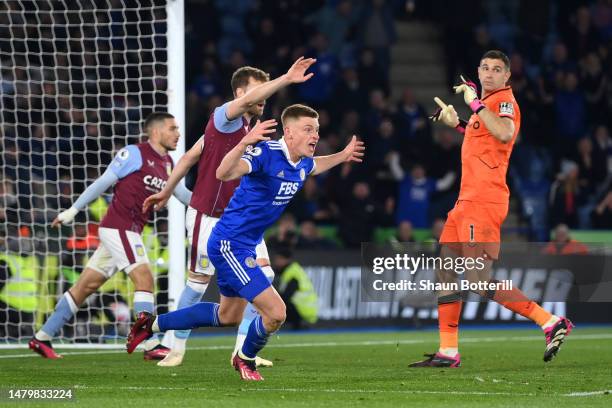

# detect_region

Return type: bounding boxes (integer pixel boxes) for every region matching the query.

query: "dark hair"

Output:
[481,50,510,70]
[230,66,270,95]
[144,112,174,133]
[281,104,319,127]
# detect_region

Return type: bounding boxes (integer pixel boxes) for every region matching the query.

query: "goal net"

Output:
[0,0,175,345]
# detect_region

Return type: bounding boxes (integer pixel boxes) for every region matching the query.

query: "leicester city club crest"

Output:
[300,168,305,181]
[245,257,256,268]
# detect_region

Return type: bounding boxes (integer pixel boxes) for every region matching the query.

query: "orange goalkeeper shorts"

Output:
[439,200,508,259]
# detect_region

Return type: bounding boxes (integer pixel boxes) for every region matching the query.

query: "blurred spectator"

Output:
[287,178,336,223]
[425,218,446,243]
[358,48,389,94]
[267,213,299,251]
[364,88,392,136]
[272,244,318,330]
[358,0,397,73]
[393,88,430,156]
[0,175,18,225]
[580,52,608,125]
[0,230,37,339]
[427,129,460,220]
[564,6,602,60]
[332,68,368,118]
[305,0,358,56]
[189,58,221,107]
[593,125,612,173]
[297,32,338,107]
[591,188,612,229]
[591,0,612,40]
[555,72,586,147]
[296,220,338,250]
[543,223,589,255]
[388,220,416,244]
[548,160,586,228]
[576,137,608,195]
[388,153,443,228]
[368,118,397,172]
[337,181,392,248]
[542,41,575,87]
[214,0,254,61]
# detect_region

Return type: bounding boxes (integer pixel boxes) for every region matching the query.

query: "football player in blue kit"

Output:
[126,104,364,381]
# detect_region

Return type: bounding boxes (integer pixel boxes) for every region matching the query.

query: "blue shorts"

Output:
[207,236,271,302]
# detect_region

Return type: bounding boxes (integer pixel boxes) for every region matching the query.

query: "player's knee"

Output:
[266,304,286,329]
[187,271,211,284]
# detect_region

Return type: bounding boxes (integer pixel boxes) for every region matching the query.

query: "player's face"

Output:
[237,77,266,117]
[158,118,180,151]
[285,116,320,158]
[478,58,511,93]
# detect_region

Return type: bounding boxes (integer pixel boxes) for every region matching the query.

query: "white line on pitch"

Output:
[564,390,612,397]
[0,333,611,360]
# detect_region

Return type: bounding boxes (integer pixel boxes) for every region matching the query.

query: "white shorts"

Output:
[86,227,149,278]
[186,206,269,275]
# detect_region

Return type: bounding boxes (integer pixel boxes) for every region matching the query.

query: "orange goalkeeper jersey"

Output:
[458,86,520,204]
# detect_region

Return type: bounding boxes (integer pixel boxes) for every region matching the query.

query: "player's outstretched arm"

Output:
[311,136,365,176]
[453,75,514,142]
[142,139,202,213]
[52,168,119,227]
[225,57,316,120]
[216,119,277,181]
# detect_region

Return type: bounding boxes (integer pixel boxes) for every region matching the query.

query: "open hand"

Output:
[240,119,277,147]
[342,135,365,163]
[284,56,316,84]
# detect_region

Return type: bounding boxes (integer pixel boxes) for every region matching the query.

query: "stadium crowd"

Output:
[184,0,612,246]
[0,0,611,248]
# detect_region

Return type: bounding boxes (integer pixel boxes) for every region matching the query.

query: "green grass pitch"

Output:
[1,327,611,407]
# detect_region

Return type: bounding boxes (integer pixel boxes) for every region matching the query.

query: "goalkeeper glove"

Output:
[429,96,468,134]
[56,207,79,225]
[453,75,485,114]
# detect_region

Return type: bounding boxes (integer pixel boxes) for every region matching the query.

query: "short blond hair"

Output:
[281,104,319,127]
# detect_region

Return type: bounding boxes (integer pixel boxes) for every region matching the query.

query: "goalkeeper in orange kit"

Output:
[409,50,573,368]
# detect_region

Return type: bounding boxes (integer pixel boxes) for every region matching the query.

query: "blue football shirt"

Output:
[211,138,316,248]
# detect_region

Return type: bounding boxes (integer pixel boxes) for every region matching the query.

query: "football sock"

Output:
[233,272,272,355]
[438,294,462,357]
[134,291,159,350]
[36,292,78,340]
[173,280,208,353]
[541,315,561,330]
[240,315,268,360]
[492,288,552,327]
[234,302,259,356]
[157,302,220,331]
